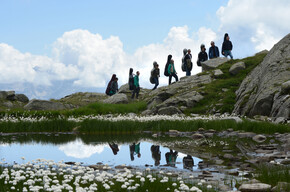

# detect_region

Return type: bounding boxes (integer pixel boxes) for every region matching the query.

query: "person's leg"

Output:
[152,77,158,90]
[169,75,172,85]
[229,51,233,59]
[173,73,178,82]
[136,87,140,99]
[131,86,136,99]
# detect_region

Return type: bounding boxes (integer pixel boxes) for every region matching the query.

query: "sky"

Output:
[0,0,290,99]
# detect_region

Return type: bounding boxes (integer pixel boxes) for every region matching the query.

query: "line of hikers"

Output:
[106,33,233,97]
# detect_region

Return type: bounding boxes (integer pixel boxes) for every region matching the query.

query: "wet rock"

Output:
[102,93,128,104]
[228,170,239,176]
[191,133,205,139]
[252,134,267,143]
[229,61,246,75]
[239,183,271,192]
[280,159,290,165]
[115,165,133,169]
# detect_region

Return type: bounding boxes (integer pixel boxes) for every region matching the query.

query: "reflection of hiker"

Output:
[151,145,161,166]
[222,33,233,59]
[183,155,194,170]
[165,149,178,167]
[208,41,220,59]
[197,44,208,67]
[164,55,172,77]
[109,143,119,155]
[109,78,118,96]
[168,59,178,85]
[131,71,140,99]
[150,61,160,90]
[184,49,193,76]
[105,74,117,96]
[129,143,141,161]
[128,68,134,91]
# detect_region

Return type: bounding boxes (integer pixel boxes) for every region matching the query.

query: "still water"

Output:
[0,134,202,171]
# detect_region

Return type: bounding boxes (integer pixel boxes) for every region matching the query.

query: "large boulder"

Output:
[15,94,29,103]
[239,183,271,192]
[229,61,246,75]
[102,93,128,104]
[233,33,290,118]
[24,99,66,110]
[201,57,229,71]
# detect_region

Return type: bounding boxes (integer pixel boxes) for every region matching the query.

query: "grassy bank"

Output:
[186,53,267,114]
[0,118,289,134]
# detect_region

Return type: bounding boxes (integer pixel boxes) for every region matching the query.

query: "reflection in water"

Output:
[151,145,161,166]
[108,143,119,155]
[129,143,141,161]
[165,149,178,167]
[183,155,194,170]
[0,135,202,171]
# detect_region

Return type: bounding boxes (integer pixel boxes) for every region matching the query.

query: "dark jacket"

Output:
[208,46,220,59]
[184,54,193,71]
[151,68,160,78]
[222,40,233,53]
[198,51,208,62]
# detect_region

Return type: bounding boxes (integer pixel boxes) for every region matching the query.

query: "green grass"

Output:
[186,53,267,114]
[1,118,288,134]
[255,164,290,189]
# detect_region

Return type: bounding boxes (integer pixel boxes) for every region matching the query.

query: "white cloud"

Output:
[217,0,290,52]
[58,139,105,158]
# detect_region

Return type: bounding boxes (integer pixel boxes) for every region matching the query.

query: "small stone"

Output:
[252,134,267,143]
[191,133,205,139]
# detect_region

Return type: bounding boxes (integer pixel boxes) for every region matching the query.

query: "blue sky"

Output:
[0,0,289,99]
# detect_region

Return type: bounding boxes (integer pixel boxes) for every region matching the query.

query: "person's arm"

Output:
[230,41,233,50]
[208,47,212,59]
[216,47,220,57]
[222,43,225,55]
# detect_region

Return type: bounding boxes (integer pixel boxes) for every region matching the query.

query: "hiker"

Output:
[183,155,194,170]
[164,54,172,77]
[151,145,161,166]
[150,61,160,90]
[129,143,141,161]
[109,77,118,96]
[165,149,178,167]
[184,49,193,76]
[208,41,220,59]
[105,74,117,96]
[168,59,178,85]
[197,44,208,66]
[222,33,233,59]
[131,71,140,99]
[128,68,134,91]
[109,143,119,155]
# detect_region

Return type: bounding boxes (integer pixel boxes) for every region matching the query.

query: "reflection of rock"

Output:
[239,183,271,192]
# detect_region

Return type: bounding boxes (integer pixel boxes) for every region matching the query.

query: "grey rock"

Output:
[118,83,131,93]
[213,69,224,77]
[223,154,234,160]
[191,133,205,139]
[0,91,8,100]
[6,91,16,101]
[274,117,287,124]
[255,49,269,56]
[252,134,267,143]
[229,61,246,75]
[15,94,29,103]
[24,99,66,110]
[233,33,290,118]
[158,106,182,115]
[239,183,271,192]
[141,109,155,116]
[281,80,290,94]
[238,132,256,138]
[201,57,229,71]
[280,159,290,165]
[102,93,128,104]
[3,101,13,108]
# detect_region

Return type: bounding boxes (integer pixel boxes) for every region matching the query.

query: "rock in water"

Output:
[102,93,128,104]
[233,33,290,118]
[239,183,271,192]
[24,99,66,110]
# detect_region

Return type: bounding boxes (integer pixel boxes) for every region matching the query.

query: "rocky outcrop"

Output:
[60,92,108,107]
[233,33,290,118]
[102,93,128,104]
[201,57,229,71]
[0,91,29,110]
[24,99,68,110]
[145,74,211,115]
[229,61,246,75]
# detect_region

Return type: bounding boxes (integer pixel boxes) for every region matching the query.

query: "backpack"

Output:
[105,81,112,95]
[150,76,154,84]
[129,75,134,90]
[186,59,192,71]
[164,63,170,77]
[196,60,201,67]
[181,56,186,72]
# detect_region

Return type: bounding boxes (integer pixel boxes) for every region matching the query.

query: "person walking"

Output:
[208,41,220,59]
[150,61,160,90]
[222,33,233,59]
[184,49,193,76]
[128,68,134,91]
[197,44,208,67]
[131,71,140,99]
[164,54,172,77]
[168,59,178,85]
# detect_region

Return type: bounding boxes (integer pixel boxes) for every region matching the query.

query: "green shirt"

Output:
[168,64,176,75]
[134,75,139,87]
